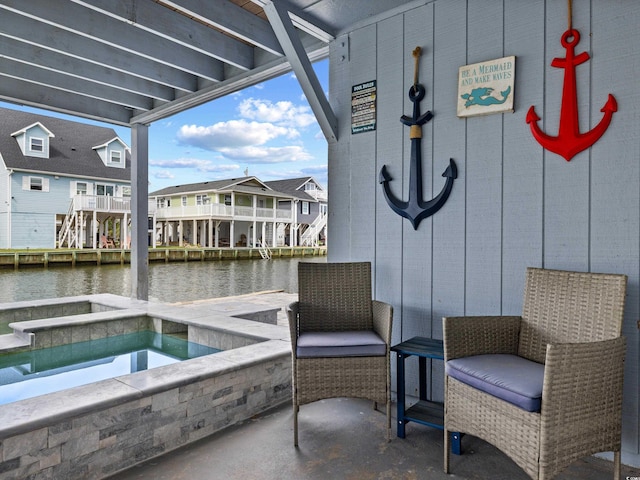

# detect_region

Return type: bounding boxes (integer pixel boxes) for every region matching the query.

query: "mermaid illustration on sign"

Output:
[460,85,511,108]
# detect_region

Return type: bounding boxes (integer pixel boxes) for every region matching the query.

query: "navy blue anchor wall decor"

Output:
[379,47,457,230]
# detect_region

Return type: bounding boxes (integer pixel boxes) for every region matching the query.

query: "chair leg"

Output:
[614,450,621,480]
[386,400,391,442]
[293,403,299,447]
[444,429,450,473]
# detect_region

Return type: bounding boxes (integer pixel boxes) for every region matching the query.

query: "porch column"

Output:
[92,211,97,249]
[272,202,277,246]
[252,220,257,247]
[130,123,149,300]
[208,220,213,247]
[192,219,197,245]
[178,220,183,246]
[272,221,277,247]
[122,212,129,248]
[79,211,84,248]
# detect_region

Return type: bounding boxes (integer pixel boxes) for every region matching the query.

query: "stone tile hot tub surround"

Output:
[0,294,292,479]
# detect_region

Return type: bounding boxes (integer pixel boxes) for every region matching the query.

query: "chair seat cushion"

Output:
[296,330,386,358]
[446,354,544,412]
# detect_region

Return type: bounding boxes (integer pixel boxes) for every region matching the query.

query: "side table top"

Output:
[391,336,443,358]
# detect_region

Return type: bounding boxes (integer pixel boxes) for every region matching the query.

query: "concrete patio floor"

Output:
[109,396,637,480]
[109,292,638,480]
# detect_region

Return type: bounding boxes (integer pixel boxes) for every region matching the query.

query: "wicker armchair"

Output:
[287,262,393,446]
[443,267,627,479]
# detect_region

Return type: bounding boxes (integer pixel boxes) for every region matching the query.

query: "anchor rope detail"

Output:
[379,46,457,230]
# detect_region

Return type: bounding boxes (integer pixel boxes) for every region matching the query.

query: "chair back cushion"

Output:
[298,262,373,332]
[296,331,386,358]
[519,267,627,363]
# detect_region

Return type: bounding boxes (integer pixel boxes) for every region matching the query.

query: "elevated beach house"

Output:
[264,177,327,246]
[150,176,300,248]
[0,107,133,249]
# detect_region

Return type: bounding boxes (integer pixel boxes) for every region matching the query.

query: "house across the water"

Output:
[0,107,134,249]
[149,176,327,248]
[0,107,328,250]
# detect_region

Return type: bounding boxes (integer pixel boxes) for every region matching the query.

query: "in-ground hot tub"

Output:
[0,294,292,480]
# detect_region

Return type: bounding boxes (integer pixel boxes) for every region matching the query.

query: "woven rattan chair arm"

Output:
[542,336,626,425]
[286,301,299,351]
[372,300,393,345]
[539,336,626,476]
[443,315,521,360]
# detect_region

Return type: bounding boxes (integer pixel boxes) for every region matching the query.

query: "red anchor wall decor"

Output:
[526,28,617,161]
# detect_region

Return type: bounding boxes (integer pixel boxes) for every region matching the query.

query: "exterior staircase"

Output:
[257,239,272,259]
[58,200,82,248]
[300,213,327,247]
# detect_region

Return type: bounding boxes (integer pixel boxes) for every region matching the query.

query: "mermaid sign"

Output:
[457,56,515,117]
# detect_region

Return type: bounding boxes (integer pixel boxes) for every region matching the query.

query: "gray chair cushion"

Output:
[296,330,386,358]
[446,354,544,412]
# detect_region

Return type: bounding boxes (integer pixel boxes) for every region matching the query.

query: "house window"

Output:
[196,194,210,205]
[30,177,43,191]
[110,150,122,164]
[181,196,187,206]
[29,137,44,153]
[96,184,114,196]
[157,198,166,208]
[304,183,316,191]
[75,182,88,195]
[121,186,131,197]
[23,176,49,192]
[302,201,309,215]
[224,194,232,206]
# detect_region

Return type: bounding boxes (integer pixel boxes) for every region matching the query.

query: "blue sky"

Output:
[1,59,328,193]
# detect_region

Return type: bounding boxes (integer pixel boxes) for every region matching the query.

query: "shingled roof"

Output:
[264,177,323,201]
[0,106,130,181]
[149,176,291,199]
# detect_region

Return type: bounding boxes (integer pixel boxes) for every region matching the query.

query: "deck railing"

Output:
[154,204,293,222]
[71,195,157,214]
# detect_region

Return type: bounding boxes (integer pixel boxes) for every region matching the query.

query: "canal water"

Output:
[0,256,327,304]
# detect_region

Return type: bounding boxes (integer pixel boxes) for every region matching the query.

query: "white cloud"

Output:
[177,120,295,150]
[149,158,212,169]
[150,157,239,173]
[153,170,175,179]
[200,164,240,173]
[238,98,316,128]
[219,145,312,164]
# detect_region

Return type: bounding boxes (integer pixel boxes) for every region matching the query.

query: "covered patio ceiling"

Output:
[0,0,402,141]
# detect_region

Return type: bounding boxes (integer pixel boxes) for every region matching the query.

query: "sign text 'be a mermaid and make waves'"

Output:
[457,56,515,118]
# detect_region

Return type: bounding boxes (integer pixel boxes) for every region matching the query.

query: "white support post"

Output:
[92,211,97,249]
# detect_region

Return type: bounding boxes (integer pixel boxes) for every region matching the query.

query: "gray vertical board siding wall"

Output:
[328,0,640,463]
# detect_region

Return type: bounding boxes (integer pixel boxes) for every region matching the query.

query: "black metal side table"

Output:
[391,336,461,454]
